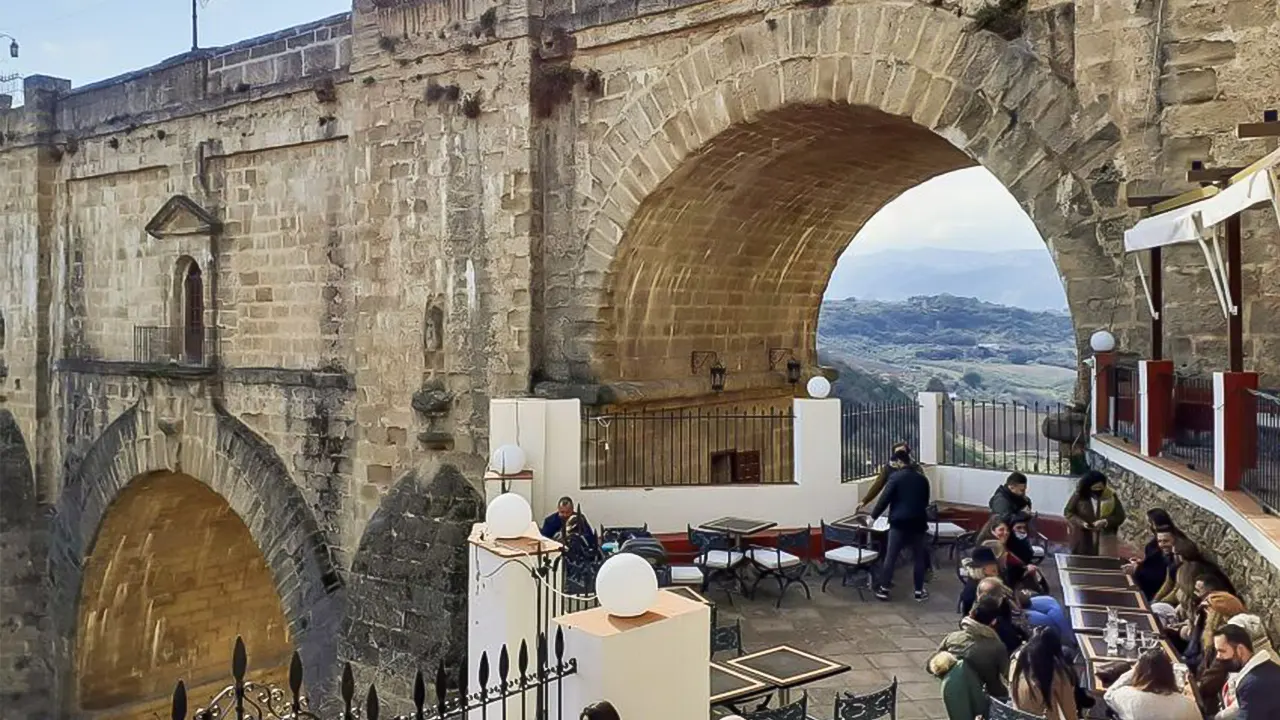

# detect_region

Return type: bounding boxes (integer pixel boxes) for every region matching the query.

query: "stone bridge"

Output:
[1,0,1277,717]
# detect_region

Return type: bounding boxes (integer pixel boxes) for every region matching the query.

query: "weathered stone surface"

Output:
[1158,68,1218,105]
[1094,452,1280,644]
[339,464,482,709]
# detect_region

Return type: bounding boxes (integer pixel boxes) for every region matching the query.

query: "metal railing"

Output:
[171,632,578,720]
[1243,388,1280,514]
[134,325,215,366]
[840,401,919,481]
[942,399,1073,475]
[1111,361,1140,446]
[580,406,794,488]
[1161,373,1215,476]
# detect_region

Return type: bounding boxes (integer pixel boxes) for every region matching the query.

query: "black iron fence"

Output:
[171,631,578,720]
[580,406,794,488]
[1110,362,1140,446]
[840,401,919,481]
[134,325,216,366]
[1161,373,1215,476]
[942,399,1073,475]
[1243,388,1280,514]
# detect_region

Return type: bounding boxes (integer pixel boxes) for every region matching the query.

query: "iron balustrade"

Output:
[1110,361,1140,445]
[170,631,578,720]
[580,406,794,488]
[134,325,216,366]
[1161,373,1215,477]
[840,401,919,481]
[1243,388,1280,514]
[942,399,1073,476]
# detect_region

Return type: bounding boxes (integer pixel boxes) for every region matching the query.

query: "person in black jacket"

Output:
[1123,508,1182,599]
[869,445,933,601]
[978,472,1035,541]
[1213,624,1280,719]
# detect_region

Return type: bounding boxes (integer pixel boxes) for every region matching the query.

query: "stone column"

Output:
[1214,372,1259,492]
[1139,360,1173,457]
[551,591,710,718]
[793,398,841,485]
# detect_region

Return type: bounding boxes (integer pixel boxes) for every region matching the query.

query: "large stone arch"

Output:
[339,463,482,709]
[560,1,1129,394]
[0,409,53,718]
[50,387,345,713]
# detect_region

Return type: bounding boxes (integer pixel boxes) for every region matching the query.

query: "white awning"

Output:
[1122,190,1218,253]
[1199,147,1280,228]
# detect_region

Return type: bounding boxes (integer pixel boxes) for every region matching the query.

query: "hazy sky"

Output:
[3,3,1047,261]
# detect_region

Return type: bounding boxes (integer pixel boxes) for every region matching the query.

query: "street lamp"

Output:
[0,35,17,59]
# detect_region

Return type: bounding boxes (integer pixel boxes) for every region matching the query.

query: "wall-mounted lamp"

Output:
[1,35,18,59]
[769,348,803,385]
[691,350,727,393]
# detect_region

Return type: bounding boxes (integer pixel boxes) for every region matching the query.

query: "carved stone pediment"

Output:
[145,195,222,239]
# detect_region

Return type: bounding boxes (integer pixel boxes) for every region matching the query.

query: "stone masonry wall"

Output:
[1093,452,1280,644]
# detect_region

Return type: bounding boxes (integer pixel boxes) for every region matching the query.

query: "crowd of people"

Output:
[927,471,1280,720]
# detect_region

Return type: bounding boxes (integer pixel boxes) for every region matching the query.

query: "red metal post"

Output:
[1142,360,1174,457]
[1221,372,1259,491]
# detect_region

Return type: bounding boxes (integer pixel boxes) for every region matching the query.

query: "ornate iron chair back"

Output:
[836,677,897,719]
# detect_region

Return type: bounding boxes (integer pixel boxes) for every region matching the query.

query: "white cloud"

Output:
[846,167,1043,255]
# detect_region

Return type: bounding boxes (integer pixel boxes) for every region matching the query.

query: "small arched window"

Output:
[173,257,204,364]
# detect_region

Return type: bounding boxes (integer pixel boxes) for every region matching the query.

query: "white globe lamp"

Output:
[806,376,832,399]
[594,552,659,618]
[485,492,532,539]
[1090,329,1117,354]
[489,444,527,476]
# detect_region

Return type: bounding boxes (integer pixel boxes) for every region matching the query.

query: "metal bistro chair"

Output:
[987,698,1046,720]
[710,618,744,658]
[835,677,898,720]
[820,521,880,600]
[688,526,746,604]
[600,524,651,546]
[745,526,813,608]
[926,503,970,563]
[739,691,807,720]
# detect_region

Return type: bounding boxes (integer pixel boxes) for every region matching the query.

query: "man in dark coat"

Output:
[869,445,933,601]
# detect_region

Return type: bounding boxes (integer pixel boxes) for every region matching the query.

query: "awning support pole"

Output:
[1227,212,1243,372]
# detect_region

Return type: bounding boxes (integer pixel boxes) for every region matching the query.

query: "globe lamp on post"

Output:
[1089,329,1116,354]
[594,552,658,618]
[806,376,831,399]
[489,443,527,476]
[485,492,532,540]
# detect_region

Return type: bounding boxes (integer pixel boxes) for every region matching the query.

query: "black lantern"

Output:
[1266,109,1278,123]
[786,357,802,385]
[709,361,727,393]
[3,35,16,59]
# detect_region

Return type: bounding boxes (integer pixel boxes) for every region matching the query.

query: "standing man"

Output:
[869,445,932,601]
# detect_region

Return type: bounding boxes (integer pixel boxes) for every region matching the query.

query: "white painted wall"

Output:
[930,465,1076,517]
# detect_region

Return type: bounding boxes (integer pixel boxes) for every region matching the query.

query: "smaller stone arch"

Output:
[339,463,482,707]
[51,391,346,712]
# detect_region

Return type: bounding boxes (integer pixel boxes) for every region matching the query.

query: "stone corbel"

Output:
[412,381,455,450]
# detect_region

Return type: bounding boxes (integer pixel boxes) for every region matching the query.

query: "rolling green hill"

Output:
[817,294,1078,405]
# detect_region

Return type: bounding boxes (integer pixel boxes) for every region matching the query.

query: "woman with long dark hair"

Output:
[1103,649,1200,720]
[1009,627,1078,719]
[1063,470,1126,556]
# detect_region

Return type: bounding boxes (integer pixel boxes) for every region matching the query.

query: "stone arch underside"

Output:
[553,2,1127,397]
[75,472,294,718]
[51,400,345,714]
[0,410,53,716]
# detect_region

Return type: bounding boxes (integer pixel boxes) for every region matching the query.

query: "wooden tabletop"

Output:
[1070,606,1161,635]
[710,661,770,705]
[699,517,778,536]
[1077,633,1178,692]
[1062,586,1149,611]
[1055,553,1126,572]
[1059,569,1138,591]
[724,645,851,690]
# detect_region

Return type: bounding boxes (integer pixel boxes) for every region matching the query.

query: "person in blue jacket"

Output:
[540,496,597,546]
[1017,589,1076,648]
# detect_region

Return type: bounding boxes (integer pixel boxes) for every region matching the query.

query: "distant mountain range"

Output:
[824,247,1068,312]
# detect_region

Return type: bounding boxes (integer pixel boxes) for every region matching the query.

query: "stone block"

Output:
[1158,69,1218,105]
[1163,39,1236,70]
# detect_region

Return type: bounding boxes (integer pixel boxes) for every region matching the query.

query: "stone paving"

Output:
[710,556,1064,720]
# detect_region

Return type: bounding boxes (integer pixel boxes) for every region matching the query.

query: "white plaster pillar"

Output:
[551,592,711,719]
[1089,359,1100,437]
[1139,361,1153,456]
[467,524,563,719]
[793,398,841,485]
[917,391,945,465]
[489,398,582,521]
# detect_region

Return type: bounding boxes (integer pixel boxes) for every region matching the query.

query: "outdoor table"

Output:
[1058,569,1138,591]
[1070,606,1161,635]
[724,645,851,704]
[1063,586,1149,611]
[665,586,713,606]
[1076,633,1178,692]
[1055,553,1126,572]
[710,661,771,706]
[832,513,889,533]
[699,516,778,540]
